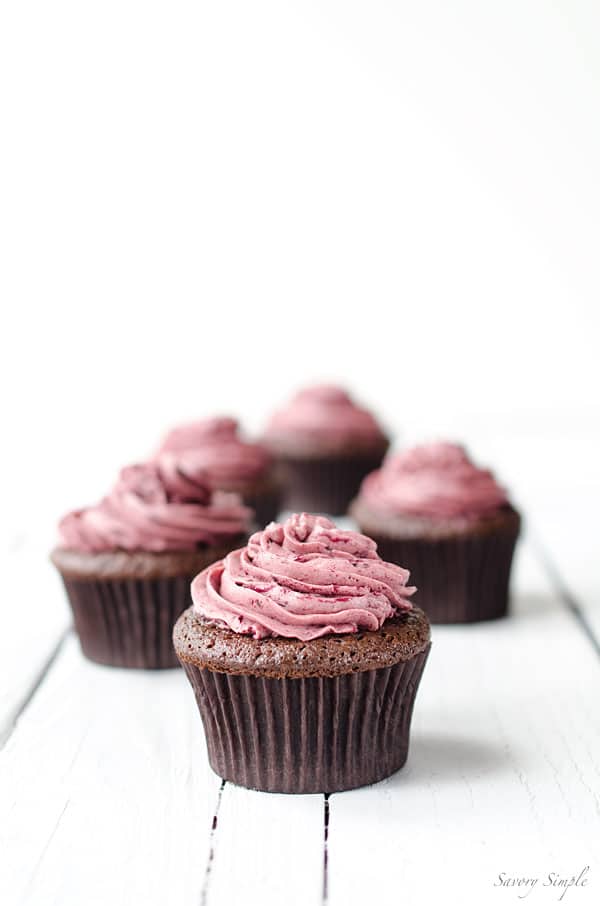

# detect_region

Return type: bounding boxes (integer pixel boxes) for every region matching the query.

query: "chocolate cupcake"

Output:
[350,443,521,624]
[263,386,389,515]
[174,513,430,793]
[158,417,281,525]
[52,462,251,669]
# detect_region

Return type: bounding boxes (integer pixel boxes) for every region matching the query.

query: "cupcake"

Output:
[263,385,389,515]
[51,462,251,669]
[350,442,521,624]
[174,512,430,793]
[157,417,281,525]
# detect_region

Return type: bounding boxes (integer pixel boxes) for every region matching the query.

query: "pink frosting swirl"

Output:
[359,442,508,518]
[58,463,251,553]
[264,385,387,452]
[191,512,415,640]
[157,417,272,486]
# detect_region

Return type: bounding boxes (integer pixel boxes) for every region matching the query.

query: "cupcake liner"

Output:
[372,527,520,624]
[278,453,386,516]
[181,646,430,793]
[60,574,194,668]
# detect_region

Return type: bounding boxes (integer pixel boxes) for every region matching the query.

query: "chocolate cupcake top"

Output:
[58,462,251,553]
[263,385,388,456]
[191,512,415,641]
[157,417,273,488]
[175,606,430,677]
[356,442,508,520]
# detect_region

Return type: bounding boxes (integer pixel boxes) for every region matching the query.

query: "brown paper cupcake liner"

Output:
[181,646,430,793]
[60,574,194,669]
[372,528,520,624]
[277,453,386,516]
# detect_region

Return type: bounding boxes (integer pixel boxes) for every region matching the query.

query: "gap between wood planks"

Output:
[531,535,600,659]
[0,626,71,750]
[2,531,597,905]
[322,793,330,903]
[196,537,599,906]
[198,783,331,906]
[201,780,226,906]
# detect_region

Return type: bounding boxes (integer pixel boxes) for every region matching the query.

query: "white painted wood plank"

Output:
[0,542,71,741]
[327,543,600,906]
[1,535,598,906]
[532,505,600,644]
[0,637,222,906]
[206,785,324,906]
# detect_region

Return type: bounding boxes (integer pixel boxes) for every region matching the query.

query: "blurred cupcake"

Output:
[157,417,281,525]
[350,442,521,623]
[51,462,251,669]
[263,385,389,515]
[174,512,430,793]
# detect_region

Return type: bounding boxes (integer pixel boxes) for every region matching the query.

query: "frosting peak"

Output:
[58,462,250,553]
[264,385,387,453]
[191,513,415,640]
[295,385,354,405]
[358,442,508,519]
[157,417,272,488]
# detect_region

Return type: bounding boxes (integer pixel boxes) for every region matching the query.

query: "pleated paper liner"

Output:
[59,574,197,668]
[372,523,521,624]
[276,452,387,516]
[180,647,430,794]
[52,538,250,670]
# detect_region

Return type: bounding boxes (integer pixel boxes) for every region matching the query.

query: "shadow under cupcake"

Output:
[174,512,430,793]
[350,442,521,624]
[51,462,251,669]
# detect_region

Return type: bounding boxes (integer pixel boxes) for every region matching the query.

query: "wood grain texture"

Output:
[206,785,324,906]
[533,513,600,650]
[327,544,600,906]
[0,638,221,906]
[0,535,598,906]
[0,542,71,745]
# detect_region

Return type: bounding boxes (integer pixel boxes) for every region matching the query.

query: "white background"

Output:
[1,0,599,544]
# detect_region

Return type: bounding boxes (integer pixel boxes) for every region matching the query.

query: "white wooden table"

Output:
[1,501,598,906]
